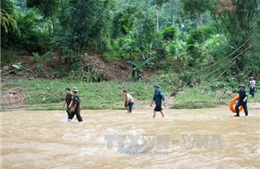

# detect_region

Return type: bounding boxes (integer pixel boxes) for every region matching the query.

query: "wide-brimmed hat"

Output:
[239,84,245,88]
[153,83,160,88]
[72,87,78,92]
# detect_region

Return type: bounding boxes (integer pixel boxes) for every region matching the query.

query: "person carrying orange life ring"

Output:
[229,96,243,113]
[233,84,248,117]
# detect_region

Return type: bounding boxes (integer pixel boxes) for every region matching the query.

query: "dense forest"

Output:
[1,0,260,84]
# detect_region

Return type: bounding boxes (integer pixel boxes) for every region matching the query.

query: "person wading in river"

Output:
[234,84,248,117]
[68,87,83,122]
[123,90,134,113]
[150,83,166,118]
[63,88,72,118]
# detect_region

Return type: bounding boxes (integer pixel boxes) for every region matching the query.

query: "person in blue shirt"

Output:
[234,84,248,117]
[150,83,166,118]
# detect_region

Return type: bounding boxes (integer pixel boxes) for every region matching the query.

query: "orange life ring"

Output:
[229,96,243,113]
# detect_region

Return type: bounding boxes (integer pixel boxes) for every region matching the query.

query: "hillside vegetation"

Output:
[1,0,259,110]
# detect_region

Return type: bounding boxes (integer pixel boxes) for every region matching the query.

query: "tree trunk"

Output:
[198,14,203,26]
[172,13,174,26]
[156,5,159,32]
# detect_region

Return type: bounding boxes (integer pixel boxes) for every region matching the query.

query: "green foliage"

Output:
[51,0,113,57]
[215,0,259,76]
[63,63,108,83]
[1,0,259,81]
[152,72,179,92]
[33,52,43,62]
[127,57,155,81]
[133,8,157,57]
[110,5,167,61]
[152,0,170,8]
[204,34,229,58]
[180,0,214,15]
[162,26,177,40]
[26,0,58,19]
[172,89,225,109]
[0,9,20,34]
[200,80,237,92]
[179,0,259,78]
[167,43,176,57]
[114,35,138,59]
[1,0,20,49]
[186,26,215,66]
[81,71,107,83]
[189,26,214,43]
[2,7,50,52]
[112,7,137,37]
[32,52,43,75]
[151,33,167,59]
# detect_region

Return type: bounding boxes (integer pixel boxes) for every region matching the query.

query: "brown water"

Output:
[1,107,260,169]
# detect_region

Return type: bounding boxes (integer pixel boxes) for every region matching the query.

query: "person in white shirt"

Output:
[123,90,134,113]
[248,77,256,98]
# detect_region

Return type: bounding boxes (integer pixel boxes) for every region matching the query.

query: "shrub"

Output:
[162,26,178,41]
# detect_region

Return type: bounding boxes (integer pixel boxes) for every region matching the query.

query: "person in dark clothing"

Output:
[68,87,83,122]
[63,88,72,118]
[150,83,166,118]
[234,84,248,117]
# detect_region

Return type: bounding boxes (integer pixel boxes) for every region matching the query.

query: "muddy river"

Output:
[1,107,260,169]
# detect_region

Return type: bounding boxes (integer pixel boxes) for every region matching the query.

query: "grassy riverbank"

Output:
[1,79,259,110]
